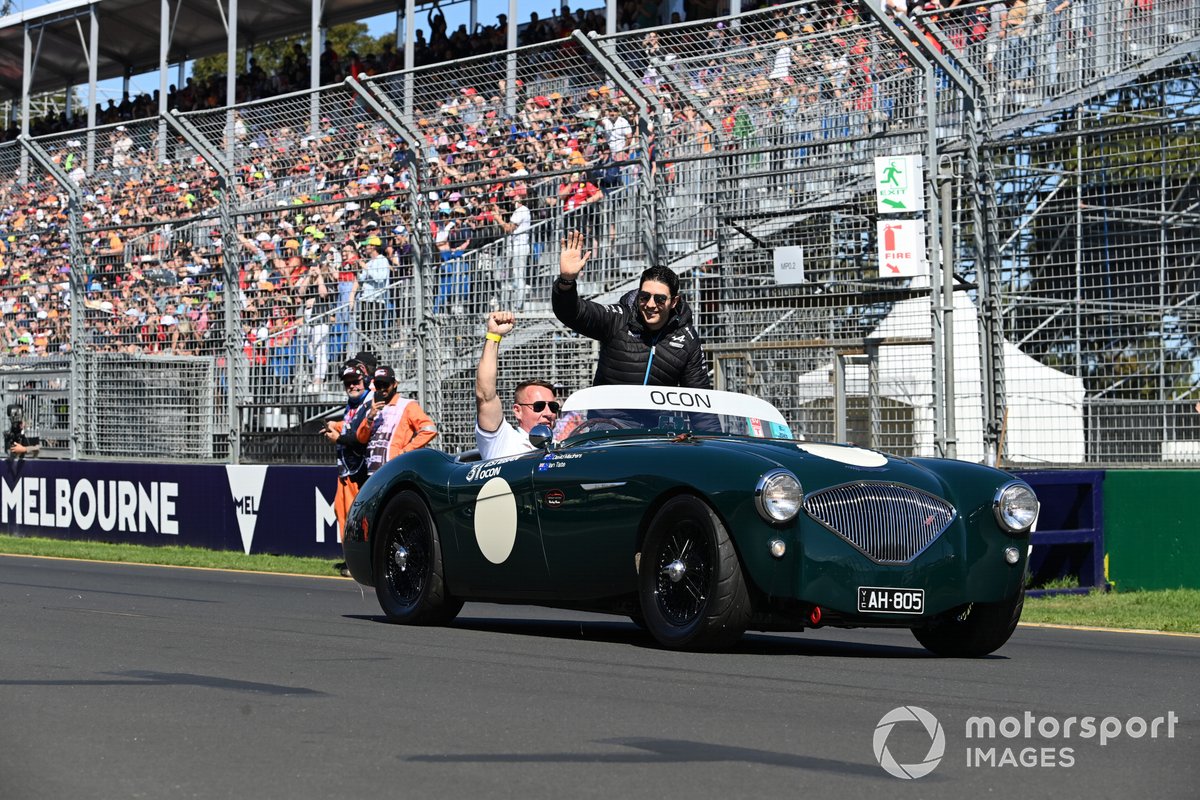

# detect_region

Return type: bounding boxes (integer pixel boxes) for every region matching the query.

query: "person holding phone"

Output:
[355,365,438,476]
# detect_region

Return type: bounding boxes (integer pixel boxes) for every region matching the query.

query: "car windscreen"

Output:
[556,407,794,441]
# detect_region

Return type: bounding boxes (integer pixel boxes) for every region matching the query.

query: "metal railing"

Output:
[1,0,1197,468]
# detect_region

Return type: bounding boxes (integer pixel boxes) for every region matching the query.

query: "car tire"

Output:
[911,589,1025,657]
[638,495,750,650]
[374,490,463,625]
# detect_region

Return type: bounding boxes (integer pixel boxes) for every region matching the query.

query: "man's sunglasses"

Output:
[637,291,671,306]
[516,400,561,414]
[342,376,364,388]
[373,379,395,390]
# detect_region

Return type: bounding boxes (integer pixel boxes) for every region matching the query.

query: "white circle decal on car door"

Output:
[474,476,518,564]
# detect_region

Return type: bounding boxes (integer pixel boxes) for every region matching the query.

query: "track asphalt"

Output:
[1,556,1196,799]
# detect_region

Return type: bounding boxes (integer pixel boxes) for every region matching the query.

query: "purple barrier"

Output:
[1013,469,1108,595]
[0,459,342,558]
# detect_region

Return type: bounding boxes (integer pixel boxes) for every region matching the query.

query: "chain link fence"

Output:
[1,0,1197,468]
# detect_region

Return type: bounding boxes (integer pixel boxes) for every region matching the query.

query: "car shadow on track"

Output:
[343,614,998,659]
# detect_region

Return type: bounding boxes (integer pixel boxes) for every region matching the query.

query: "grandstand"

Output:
[1,0,1198,467]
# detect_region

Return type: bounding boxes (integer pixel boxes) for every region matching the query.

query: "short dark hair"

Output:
[639,265,679,297]
[514,379,556,402]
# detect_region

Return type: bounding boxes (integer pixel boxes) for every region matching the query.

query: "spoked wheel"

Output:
[638,495,750,650]
[911,589,1025,657]
[374,490,462,625]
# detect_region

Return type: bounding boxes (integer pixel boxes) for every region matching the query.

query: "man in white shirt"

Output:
[497,198,532,311]
[601,107,632,159]
[474,310,560,460]
[358,236,390,344]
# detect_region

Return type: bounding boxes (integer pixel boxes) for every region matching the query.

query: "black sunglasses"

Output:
[342,376,364,388]
[372,379,395,390]
[636,291,671,306]
[516,400,561,414]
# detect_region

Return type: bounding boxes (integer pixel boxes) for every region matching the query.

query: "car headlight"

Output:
[755,470,802,523]
[993,481,1039,534]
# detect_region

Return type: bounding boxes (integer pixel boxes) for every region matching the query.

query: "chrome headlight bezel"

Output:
[993,481,1039,535]
[755,470,802,524]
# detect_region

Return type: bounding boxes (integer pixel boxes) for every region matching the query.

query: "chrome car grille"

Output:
[803,482,956,563]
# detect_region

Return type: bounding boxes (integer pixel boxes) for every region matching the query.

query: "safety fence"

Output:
[0,0,1198,467]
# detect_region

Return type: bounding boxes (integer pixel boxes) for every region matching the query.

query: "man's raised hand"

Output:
[488,311,516,337]
[558,230,591,281]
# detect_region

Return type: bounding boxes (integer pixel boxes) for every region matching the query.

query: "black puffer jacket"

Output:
[552,279,712,388]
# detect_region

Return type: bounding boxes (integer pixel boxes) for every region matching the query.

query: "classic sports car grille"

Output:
[803,482,956,563]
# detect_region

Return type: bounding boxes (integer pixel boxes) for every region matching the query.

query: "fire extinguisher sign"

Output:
[877,220,927,279]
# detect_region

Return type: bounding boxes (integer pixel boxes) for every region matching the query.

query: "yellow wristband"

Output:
[485,332,502,343]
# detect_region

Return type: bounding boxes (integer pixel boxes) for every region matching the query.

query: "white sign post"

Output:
[874,155,924,213]
[877,220,927,278]
[773,245,805,285]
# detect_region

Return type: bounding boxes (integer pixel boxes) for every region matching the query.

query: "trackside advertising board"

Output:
[0,460,342,558]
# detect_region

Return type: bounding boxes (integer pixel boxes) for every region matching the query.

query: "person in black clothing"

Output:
[5,404,40,461]
[322,352,376,574]
[553,230,710,389]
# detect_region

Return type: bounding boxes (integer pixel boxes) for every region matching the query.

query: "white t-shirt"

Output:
[510,204,531,248]
[475,419,534,461]
[602,115,632,153]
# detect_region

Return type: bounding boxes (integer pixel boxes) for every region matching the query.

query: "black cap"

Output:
[352,350,378,372]
[372,366,396,387]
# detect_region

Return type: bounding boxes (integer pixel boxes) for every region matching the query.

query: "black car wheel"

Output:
[911,589,1025,657]
[374,490,462,625]
[638,495,750,650]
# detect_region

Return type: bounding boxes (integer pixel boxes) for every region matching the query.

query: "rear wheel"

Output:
[638,495,750,650]
[374,490,462,625]
[911,590,1025,657]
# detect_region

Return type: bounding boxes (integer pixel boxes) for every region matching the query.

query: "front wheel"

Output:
[911,590,1025,657]
[638,495,750,650]
[374,490,462,625]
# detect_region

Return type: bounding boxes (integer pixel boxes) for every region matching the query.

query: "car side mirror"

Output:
[528,424,553,450]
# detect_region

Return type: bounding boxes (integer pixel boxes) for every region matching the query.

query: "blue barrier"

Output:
[1014,469,1108,596]
[0,459,342,558]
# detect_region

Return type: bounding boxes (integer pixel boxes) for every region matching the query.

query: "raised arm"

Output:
[476,311,515,433]
[557,229,591,283]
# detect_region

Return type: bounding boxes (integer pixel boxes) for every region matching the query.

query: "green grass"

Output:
[1021,588,1200,634]
[2,534,1198,633]
[1027,573,1081,591]
[0,534,344,578]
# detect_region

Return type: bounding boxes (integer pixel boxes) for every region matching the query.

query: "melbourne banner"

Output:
[0,459,342,558]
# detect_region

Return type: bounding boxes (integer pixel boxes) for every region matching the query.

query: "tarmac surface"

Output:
[1,555,1197,799]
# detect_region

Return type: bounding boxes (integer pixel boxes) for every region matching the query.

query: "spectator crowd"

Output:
[1,0,1190,402]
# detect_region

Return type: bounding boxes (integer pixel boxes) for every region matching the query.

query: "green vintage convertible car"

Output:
[342,386,1038,655]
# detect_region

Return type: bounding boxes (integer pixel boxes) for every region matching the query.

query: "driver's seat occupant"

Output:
[474,310,561,460]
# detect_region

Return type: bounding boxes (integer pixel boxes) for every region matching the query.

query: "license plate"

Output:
[858,586,925,614]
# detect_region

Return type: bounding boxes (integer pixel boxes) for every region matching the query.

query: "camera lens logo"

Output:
[873,706,945,779]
